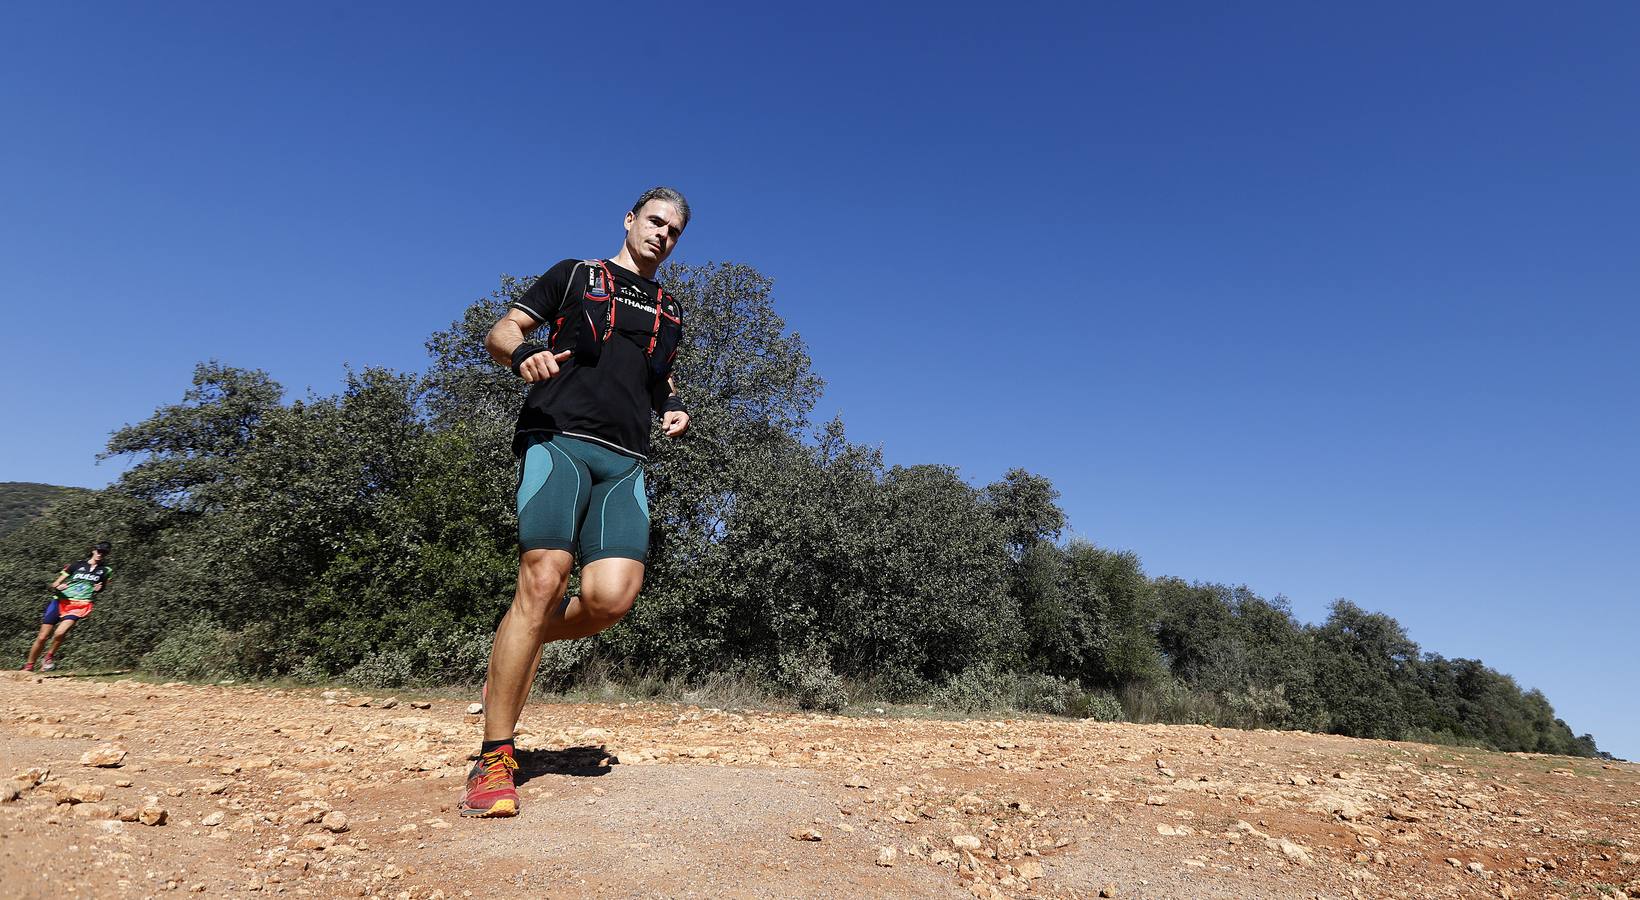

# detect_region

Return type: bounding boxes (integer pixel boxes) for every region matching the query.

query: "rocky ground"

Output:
[2,672,1637,899]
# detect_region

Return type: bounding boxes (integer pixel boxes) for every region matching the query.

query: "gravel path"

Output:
[3,673,1637,899]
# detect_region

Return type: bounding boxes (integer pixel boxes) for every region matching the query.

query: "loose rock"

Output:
[80,745,128,767]
[295,833,336,851]
[1277,838,1312,865]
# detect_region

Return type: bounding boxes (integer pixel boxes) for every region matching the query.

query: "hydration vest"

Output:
[549,260,682,380]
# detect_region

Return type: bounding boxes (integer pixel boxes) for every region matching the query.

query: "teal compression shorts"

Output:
[516,433,649,563]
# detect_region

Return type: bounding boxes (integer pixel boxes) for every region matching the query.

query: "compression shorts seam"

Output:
[544,438,583,540]
[598,464,644,550]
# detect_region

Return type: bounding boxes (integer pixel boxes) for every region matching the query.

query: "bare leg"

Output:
[483,550,573,743]
[482,555,645,742]
[498,635,551,728]
[25,623,52,667]
[46,620,76,658]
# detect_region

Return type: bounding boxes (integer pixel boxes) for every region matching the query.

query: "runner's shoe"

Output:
[19,662,33,672]
[458,747,519,817]
[40,656,55,672]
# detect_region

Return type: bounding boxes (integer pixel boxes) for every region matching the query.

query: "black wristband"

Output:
[662,395,687,414]
[510,342,549,376]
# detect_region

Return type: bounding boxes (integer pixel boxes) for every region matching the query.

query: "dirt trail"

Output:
[3,673,1637,899]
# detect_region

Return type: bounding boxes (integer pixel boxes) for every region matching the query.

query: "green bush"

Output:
[931,666,1046,714]
[1403,726,1470,748]
[339,626,496,688]
[775,644,847,712]
[1220,684,1296,730]
[1119,678,1224,725]
[853,667,932,703]
[531,637,595,690]
[139,620,240,680]
[1005,672,1082,715]
[1071,690,1124,722]
[931,665,1009,713]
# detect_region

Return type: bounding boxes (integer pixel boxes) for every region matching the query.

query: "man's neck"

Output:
[609,248,658,280]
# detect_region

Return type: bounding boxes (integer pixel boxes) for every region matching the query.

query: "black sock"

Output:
[481,738,514,755]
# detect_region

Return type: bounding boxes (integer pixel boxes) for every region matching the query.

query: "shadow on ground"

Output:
[502,744,617,783]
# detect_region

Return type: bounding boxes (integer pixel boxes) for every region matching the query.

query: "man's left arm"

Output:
[654,376,689,438]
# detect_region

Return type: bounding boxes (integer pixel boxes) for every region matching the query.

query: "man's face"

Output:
[89,550,104,564]
[624,200,685,268]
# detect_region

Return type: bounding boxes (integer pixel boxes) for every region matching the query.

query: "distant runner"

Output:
[459,187,693,818]
[22,541,112,672]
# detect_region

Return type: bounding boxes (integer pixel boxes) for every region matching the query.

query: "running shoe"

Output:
[40,656,55,672]
[19,662,33,672]
[458,747,519,817]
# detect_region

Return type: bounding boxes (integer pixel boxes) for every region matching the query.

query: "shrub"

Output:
[1070,690,1125,722]
[139,620,240,680]
[1220,684,1296,729]
[1119,678,1225,725]
[930,666,1087,715]
[932,665,1009,713]
[775,643,847,712]
[1006,672,1082,715]
[854,666,932,703]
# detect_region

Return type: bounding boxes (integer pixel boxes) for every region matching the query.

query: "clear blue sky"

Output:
[3,3,1635,758]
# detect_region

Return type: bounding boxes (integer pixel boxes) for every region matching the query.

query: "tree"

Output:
[1061,542,1164,687]
[982,469,1066,558]
[102,362,283,514]
[1312,600,1420,739]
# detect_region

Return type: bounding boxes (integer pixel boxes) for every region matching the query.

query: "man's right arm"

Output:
[486,308,573,383]
[485,308,538,367]
[488,261,580,382]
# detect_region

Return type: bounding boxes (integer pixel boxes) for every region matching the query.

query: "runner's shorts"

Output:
[42,598,93,625]
[516,433,649,563]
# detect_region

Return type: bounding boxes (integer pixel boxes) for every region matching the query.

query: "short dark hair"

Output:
[631,186,691,229]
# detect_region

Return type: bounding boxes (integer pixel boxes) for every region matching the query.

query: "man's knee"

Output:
[578,587,637,629]
[511,551,572,624]
[577,557,643,629]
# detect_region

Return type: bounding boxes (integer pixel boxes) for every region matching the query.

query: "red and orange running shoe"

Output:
[458,747,519,818]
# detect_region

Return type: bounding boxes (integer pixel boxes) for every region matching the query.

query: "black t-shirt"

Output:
[508,259,682,459]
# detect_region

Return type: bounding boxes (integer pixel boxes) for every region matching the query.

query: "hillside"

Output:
[0,481,88,538]
[3,673,1637,898]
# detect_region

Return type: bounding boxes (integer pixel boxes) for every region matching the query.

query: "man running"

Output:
[22,542,112,672]
[459,187,692,818]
